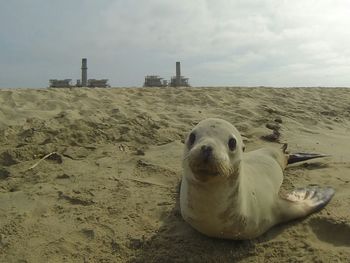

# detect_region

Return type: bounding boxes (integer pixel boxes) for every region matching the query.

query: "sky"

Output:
[1,0,350,87]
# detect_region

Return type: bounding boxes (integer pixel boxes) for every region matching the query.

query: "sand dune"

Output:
[0,87,349,262]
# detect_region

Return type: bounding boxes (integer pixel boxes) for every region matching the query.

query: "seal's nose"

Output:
[201,145,213,161]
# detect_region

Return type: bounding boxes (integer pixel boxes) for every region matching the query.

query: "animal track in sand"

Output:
[309,217,350,247]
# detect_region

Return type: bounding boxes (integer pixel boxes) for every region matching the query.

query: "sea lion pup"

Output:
[180,118,335,240]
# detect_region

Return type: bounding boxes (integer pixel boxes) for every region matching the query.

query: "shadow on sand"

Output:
[128,184,296,263]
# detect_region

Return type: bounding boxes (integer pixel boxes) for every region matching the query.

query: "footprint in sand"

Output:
[309,217,350,247]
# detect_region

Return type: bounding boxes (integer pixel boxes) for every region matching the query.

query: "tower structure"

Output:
[176,61,181,86]
[170,61,190,87]
[81,58,88,87]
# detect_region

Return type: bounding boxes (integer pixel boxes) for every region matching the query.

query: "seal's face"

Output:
[183,118,244,182]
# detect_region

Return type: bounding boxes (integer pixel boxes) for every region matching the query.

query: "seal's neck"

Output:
[180,164,245,238]
[185,162,243,212]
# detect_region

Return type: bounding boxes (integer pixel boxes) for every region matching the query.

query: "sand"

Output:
[0,87,349,262]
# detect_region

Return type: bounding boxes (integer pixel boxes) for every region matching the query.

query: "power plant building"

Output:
[169,76,189,87]
[170,61,190,87]
[88,79,110,88]
[143,75,167,87]
[49,58,109,88]
[49,79,72,88]
[143,61,190,87]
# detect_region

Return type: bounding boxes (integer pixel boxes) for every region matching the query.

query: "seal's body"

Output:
[180,118,334,239]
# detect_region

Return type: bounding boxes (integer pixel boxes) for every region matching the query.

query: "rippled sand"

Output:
[0,87,349,262]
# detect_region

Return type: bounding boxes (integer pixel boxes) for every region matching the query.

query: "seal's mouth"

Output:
[188,157,237,181]
[192,171,219,182]
[186,145,233,180]
[190,166,221,180]
[194,169,219,177]
[188,152,227,178]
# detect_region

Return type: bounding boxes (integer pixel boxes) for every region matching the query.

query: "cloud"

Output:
[1,0,350,87]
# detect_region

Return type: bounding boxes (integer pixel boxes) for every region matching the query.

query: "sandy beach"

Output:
[0,87,349,262]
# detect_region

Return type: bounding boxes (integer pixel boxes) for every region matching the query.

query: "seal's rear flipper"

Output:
[278,185,335,222]
[288,153,330,165]
[285,185,335,211]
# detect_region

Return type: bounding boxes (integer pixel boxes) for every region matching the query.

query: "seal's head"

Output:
[183,118,244,182]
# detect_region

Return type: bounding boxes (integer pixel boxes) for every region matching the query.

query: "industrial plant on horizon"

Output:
[49,58,110,88]
[49,59,190,88]
[143,62,190,87]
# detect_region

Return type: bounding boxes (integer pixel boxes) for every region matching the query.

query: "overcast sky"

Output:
[1,0,350,87]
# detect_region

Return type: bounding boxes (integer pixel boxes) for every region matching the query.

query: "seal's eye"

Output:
[188,132,196,146]
[228,137,236,151]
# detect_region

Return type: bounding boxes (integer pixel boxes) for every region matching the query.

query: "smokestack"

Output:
[176,61,181,86]
[81,58,87,86]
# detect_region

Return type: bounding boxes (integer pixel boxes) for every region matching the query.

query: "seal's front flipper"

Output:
[277,185,335,222]
[288,153,330,165]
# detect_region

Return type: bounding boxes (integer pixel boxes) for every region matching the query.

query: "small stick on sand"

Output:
[28,152,59,170]
[128,178,169,188]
